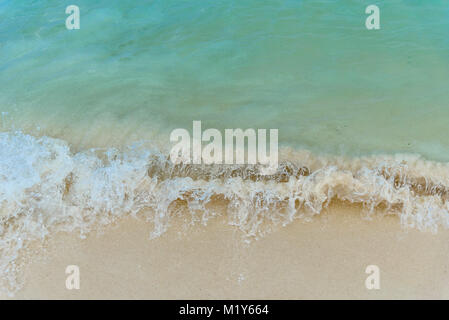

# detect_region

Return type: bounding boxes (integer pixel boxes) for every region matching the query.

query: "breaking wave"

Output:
[2,131,449,295]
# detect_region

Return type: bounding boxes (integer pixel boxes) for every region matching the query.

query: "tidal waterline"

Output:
[1,0,449,159]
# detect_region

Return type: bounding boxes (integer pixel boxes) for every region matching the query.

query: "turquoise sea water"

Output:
[1,0,449,158]
[2,0,449,295]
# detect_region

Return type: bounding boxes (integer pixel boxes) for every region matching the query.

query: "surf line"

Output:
[169,121,278,174]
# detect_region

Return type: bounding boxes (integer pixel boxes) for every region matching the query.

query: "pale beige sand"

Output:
[3,203,449,299]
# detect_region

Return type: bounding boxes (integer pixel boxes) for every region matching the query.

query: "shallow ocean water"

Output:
[1,0,449,158]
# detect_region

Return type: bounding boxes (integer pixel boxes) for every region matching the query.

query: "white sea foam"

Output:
[1,131,449,295]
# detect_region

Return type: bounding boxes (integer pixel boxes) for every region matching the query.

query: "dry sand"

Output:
[3,203,449,299]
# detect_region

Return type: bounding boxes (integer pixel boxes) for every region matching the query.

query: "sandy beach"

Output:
[3,203,448,300]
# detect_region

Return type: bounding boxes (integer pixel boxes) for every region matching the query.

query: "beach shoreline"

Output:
[4,203,449,300]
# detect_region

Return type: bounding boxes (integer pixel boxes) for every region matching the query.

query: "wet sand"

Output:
[4,203,449,299]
